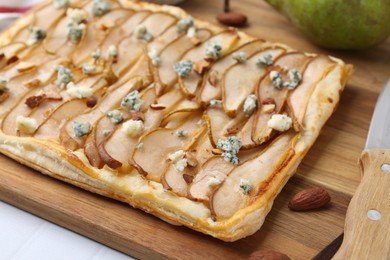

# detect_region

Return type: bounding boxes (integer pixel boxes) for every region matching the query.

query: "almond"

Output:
[249,250,291,260]
[211,148,223,155]
[288,187,331,211]
[193,60,210,75]
[216,12,247,27]
[208,70,219,86]
[150,103,166,110]
[0,90,9,103]
[86,95,98,108]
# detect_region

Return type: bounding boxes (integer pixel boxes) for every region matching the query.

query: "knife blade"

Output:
[329,79,390,259]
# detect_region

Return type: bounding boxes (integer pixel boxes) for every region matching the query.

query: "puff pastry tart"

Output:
[0,0,352,241]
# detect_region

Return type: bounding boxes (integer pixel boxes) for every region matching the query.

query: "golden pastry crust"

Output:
[0,0,352,241]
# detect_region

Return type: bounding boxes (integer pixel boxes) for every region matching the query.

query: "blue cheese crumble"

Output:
[107,45,118,60]
[134,25,153,42]
[67,21,86,44]
[283,68,302,90]
[217,136,242,164]
[92,49,102,60]
[174,60,193,78]
[121,90,143,111]
[0,76,8,92]
[168,150,188,172]
[232,51,247,63]
[55,65,74,88]
[137,142,144,150]
[267,114,292,132]
[27,27,46,46]
[209,99,222,107]
[53,0,69,9]
[72,121,92,137]
[256,54,273,67]
[175,130,188,138]
[106,109,123,124]
[82,64,97,75]
[177,17,194,33]
[148,48,161,67]
[92,0,110,16]
[243,94,257,115]
[269,70,282,88]
[205,41,222,60]
[239,179,253,194]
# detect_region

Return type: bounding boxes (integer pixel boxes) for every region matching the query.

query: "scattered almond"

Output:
[7,56,18,65]
[16,61,37,73]
[183,174,194,184]
[193,60,210,75]
[262,104,276,113]
[216,12,247,27]
[212,148,223,155]
[208,70,219,86]
[249,250,291,260]
[86,95,98,107]
[25,94,47,108]
[185,152,198,167]
[288,187,331,211]
[0,90,9,103]
[225,127,240,136]
[190,36,201,46]
[23,78,41,88]
[150,103,166,110]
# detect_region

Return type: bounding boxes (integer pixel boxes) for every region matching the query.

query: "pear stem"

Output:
[224,0,230,13]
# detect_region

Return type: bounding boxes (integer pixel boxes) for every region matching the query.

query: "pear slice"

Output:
[204,106,246,147]
[33,99,88,141]
[237,114,257,149]
[155,29,212,94]
[139,12,177,36]
[178,29,243,98]
[211,132,296,219]
[111,38,145,77]
[147,25,181,53]
[100,11,151,51]
[84,115,112,168]
[60,77,143,150]
[72,9,134,65]
[222,47,286,117]
[252,52,311,144]
[132,112,204,181]
[288,55,335,129]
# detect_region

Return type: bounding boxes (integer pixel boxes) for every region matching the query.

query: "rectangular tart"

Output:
[0,0,352,241]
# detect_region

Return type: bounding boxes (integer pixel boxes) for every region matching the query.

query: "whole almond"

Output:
[216,12,247,27]
[249,250,291,260]
[288,187,331,211]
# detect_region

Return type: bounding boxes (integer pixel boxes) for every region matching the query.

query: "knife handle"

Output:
[334,149,390,259]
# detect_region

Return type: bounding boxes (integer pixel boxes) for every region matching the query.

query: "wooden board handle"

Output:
[334,149,390,259]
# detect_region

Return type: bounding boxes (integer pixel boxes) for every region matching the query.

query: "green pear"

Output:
[264,0,390,50]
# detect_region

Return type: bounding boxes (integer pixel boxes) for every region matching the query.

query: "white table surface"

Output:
[0,201,133,260]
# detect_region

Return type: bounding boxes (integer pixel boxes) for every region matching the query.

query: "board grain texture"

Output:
[0,0,389,259]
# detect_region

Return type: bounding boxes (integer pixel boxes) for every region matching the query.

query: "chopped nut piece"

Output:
[262,103,276,113]
[185,152,198,167]
[150,103,166,110]
[225,127,240,136]
[86,95,98,107]
[0,90,9,103]
[182,174,194,184]
[23,78,41,88]
[174,60,193,78]
[190,36,201,46]
[7,56,19,65]
[16,62,37,73]
[193,60,210,75]
[211,148,223,155]
[25,94,46,108]
[208,70,219,86]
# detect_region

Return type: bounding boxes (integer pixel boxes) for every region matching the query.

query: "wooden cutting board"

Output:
[0,0,389,259]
